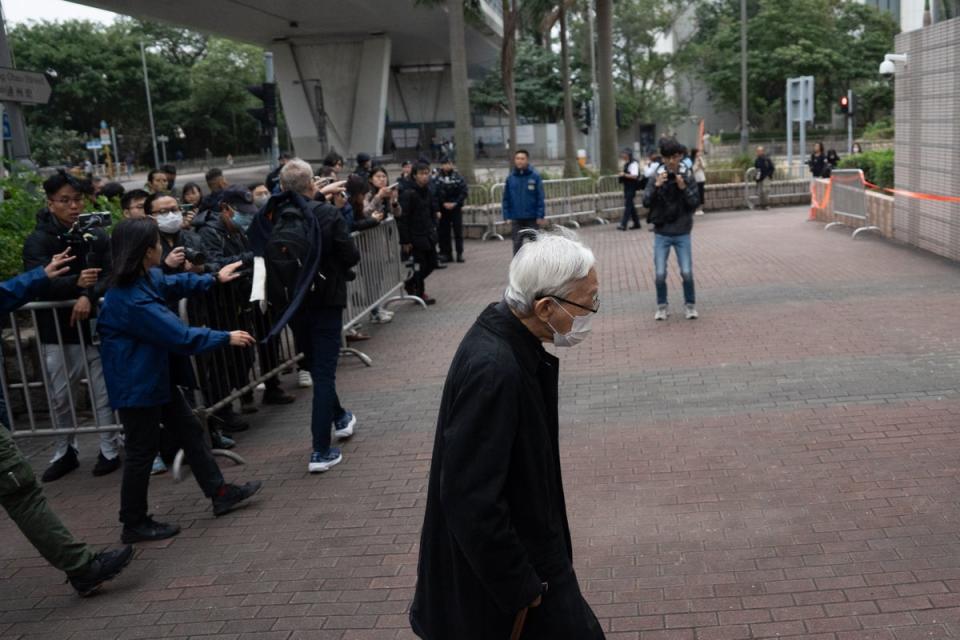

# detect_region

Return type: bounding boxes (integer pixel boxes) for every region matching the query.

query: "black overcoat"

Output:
[410,301,575,639]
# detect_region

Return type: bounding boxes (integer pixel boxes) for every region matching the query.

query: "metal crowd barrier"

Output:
[823,169,879,239]
[743,167,811,209]
[2,300,123,439]
[342,216,426,366]
[596,174,633,220]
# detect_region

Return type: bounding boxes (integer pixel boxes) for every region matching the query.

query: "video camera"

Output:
[59,212,111,267]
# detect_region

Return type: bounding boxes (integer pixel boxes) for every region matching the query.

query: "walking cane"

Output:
[509,607,529,640]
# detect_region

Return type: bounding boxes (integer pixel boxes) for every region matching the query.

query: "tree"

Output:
[595,0,618,172]
[501,0,521,157]
[448,0,476,183]
[558,3,580,177]
[470,40,564,122]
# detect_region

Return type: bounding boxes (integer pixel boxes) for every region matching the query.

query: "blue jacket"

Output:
[0,267,48,314]
[97,269,230,409]
[501,167,545,221]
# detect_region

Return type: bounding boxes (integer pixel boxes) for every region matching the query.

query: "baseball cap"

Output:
[220,185,258,215]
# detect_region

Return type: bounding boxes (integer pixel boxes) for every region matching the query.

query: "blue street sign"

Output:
[85,140,103,150]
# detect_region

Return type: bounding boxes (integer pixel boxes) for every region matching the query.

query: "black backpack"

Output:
[265,202,319,307]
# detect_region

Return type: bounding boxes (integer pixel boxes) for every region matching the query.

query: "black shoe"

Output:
[616,225,626,231]
[68,545,134,597]
[421,295,437,306]
[42,448,79,483]
[213,481,263,517]
[435,262,448,270]
[456,255,465,263]
[212,409,249,433]
[210,430,236,450]
[121,516,181,544]
[438,254,452,263]
[629,224,642,230]
[262,387,295,405]
[92,452,121,477]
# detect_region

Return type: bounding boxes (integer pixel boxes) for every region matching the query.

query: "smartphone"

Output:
[180,203,195,213]
[388,183,399,190]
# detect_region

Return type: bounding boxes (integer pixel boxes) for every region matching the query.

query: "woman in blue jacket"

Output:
[97,218,262,544]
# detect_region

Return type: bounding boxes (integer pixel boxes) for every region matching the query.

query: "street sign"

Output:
[0,67,52,105]
[85,140,103,150]
[100,127,111,146]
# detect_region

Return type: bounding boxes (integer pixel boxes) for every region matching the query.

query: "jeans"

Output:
[117,387,224,526]
[0,424,94,575]
[40,343,122,462]
[654,233,695,306]
[511,219,539,255]
[620,189,640,228]
[293,307,346,454]
[438,208,464,258]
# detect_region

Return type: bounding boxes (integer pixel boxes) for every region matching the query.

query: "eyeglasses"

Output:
[151,206,181,216]
[51,196,86,206]
[539,294,600,314]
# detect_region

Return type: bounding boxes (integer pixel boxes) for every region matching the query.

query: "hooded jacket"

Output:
[192,209,254,271]
[97,269,229,409]
[410,301,573,639]
[22,208,112,344]
[502,166,545,221]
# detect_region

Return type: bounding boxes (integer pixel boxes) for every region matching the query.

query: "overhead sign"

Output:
[85,140,103,150]
[0,67,52,105]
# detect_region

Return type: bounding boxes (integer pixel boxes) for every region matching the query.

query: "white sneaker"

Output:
[685,304,699,320]
[255,382,266,392]
[298,371,313,388]
[654,305,668,321]
[695,209,705,216]
[371,309,394,324]
[333,411,357,440]
[308,448,343,473]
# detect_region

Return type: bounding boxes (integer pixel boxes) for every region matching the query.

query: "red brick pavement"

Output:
[2,206,960,639]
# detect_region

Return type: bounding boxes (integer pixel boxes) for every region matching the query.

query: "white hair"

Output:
[279,158,314,196]
[504,229,596,315]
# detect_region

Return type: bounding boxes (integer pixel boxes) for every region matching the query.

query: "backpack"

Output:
[264,202,319,307]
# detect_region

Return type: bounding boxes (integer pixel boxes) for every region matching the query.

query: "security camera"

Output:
[879,53,907,77]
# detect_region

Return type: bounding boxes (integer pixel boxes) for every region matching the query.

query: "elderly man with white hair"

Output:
[410,230,605,640]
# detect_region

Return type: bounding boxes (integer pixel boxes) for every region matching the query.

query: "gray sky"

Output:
[3,0,118,24]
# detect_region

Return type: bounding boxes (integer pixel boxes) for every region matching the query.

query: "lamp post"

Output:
[739,0,749,154]
[140,41,160,169]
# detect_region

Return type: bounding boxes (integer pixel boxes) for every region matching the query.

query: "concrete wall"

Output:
[893,17,960,262]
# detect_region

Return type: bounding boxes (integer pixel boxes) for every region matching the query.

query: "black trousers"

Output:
[117,387,225,526]
[522,570,605,639]
[511,219,539,255]
[251,304,282,390]
[406,247,438,297]
[438,208,464,258]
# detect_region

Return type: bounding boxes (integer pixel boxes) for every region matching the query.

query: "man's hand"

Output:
[435,211,442,221]
[371,211,384,222]
[443,202,456,210]
[70,296,91,327]
[229,330,255,347]
[45,248,75,279]
[181,211,195,229]
[217,261,244,284]
[76,268,101,289]
[655,172,668,188]
[164,247,186,270]
[319,180,347,196]
[675,175,687,190]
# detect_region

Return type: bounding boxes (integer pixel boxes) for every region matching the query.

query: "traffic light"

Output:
[839,94,850,115]
[247,82,277,129]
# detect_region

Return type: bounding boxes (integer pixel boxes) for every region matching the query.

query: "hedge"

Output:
[837,149,894,190]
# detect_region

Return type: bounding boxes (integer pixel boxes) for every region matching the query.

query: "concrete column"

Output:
[272,42,326,161]
[351,37,391,157]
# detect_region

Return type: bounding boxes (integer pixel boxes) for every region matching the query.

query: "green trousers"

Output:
[0,426,94,576]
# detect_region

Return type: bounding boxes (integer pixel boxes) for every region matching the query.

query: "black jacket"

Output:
[193,210,254,271]
[410,302,572,640]
[398,184,438,251]
[22,208,112,344]
[808,153,828,178]
[160,229,212,274]
[755,155,775,181]
[431,169,468,213]
[642,165,699,236]
[302,202,360,309]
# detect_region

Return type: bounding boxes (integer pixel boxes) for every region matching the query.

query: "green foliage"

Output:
[838,148,894,189]
[0,173,45,279]
[862,117,894,140]
[471,40,564,121]
[691,0,898,129]
[10,19,267,166]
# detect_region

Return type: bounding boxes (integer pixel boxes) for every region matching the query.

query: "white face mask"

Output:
[156,212,183,234]
[254,195,269,209]
[546,300,593,347]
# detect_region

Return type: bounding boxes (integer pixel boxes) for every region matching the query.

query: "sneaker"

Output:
[121,516,181,544]
[685,304,699,320]
[695,209,705,216]
[616,225,626,231]
[371,309,394,324]
[334,411,357,440]
[150,456,167,475]
[654,305,669,321]
[240,391,258,414]
[212,408,249,433]
[262,387,295,405]
[255,382,266,392]
[308,448,343,473]
[68,545,134,597]
[92,452,122,477]
[210,431,235,450]
[42,448,79,483]
[212,481,263,517]
[456,255,465,263]
[298,371,313,388]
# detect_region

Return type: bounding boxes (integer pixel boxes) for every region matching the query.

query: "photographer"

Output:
[22,171,123,482]
[642,138,701,322]
[97,218,262,543]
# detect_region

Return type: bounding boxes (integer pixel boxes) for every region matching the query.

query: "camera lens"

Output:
[183,248,206,265]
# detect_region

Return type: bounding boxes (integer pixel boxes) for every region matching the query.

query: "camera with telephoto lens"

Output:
[183,247,206,266]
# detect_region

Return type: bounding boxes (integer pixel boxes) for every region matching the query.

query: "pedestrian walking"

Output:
[410,230,605,640]
[754,146,775,209]
[399,162,440,304]
[643,137,700,321]
[808,142,828,178]
[617,148,642,230]
[502,149,545,254]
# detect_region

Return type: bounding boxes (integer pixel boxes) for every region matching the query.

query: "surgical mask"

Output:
[233,211,254,231]
[546,301,593,347]
[253,195,269,209]
[156,212,183,234]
